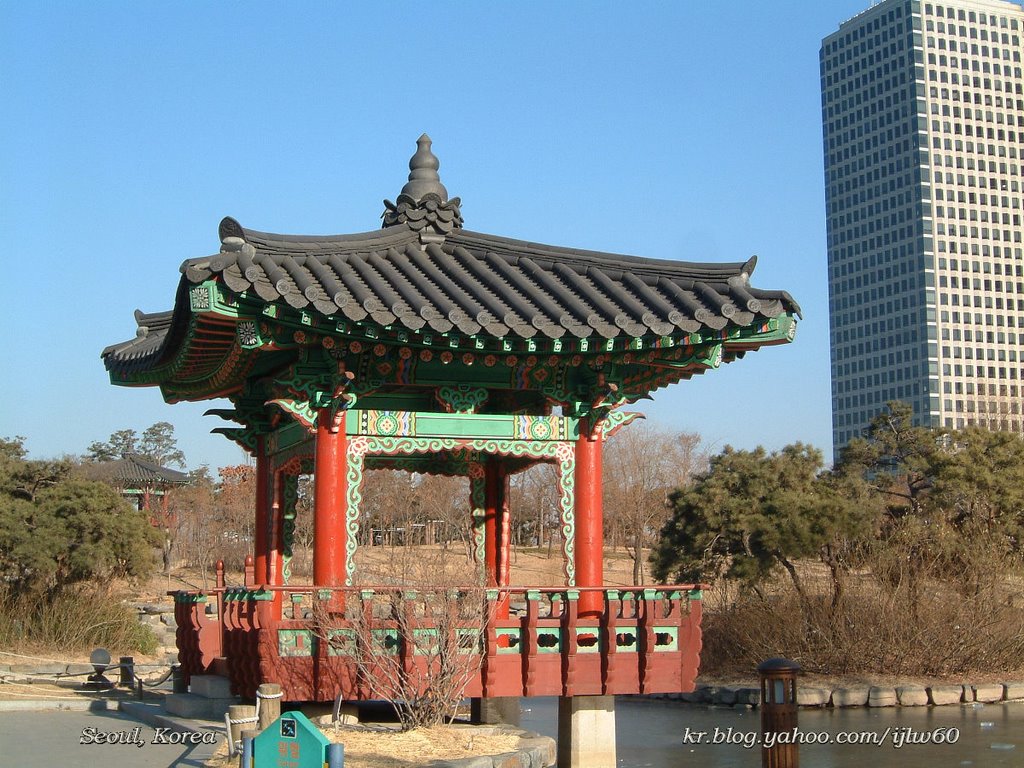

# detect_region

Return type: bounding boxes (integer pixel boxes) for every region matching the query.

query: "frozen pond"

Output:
[519,696,1023,767]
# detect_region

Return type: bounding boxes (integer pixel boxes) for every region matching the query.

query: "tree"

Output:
[0,436,70,502]
[86,429,140,462]
[317,545,489,730]
[214,464,257,569]
[86,421,185,468]
[140,422,187,468]
[508,462,562,552]
[651,443,876,611]
[603,425,706,584]
[0,438,158,596]
[838,402,1024,599]
[168,465,217,581]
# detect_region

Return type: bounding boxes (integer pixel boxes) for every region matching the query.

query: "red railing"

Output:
[170,582,703,701]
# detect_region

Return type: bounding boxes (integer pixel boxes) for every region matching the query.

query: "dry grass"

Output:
[699,567,1024,680]
[0,585,158,658]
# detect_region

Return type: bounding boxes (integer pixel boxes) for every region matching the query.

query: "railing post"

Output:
[257,683,283,732]
[119,656,135,688]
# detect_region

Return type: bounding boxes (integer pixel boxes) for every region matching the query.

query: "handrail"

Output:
[172,583,705,595]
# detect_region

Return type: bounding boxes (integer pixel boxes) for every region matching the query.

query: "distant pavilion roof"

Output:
[102,135,800,432]
[82,453,190,487]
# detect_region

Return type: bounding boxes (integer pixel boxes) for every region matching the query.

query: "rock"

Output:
[1003,683,1024,701]
[519,736,556,768]
[896,685,928,706]
[831,687,869,707]
[973,684,1003,703]
[680,686,712,704]
[797,687,830,707]
[160,614,177,628]
[735,688,761,706]
[928,685,964,706]
[427,758,493,768]
[712,687,738,706]
[491,752,522,768]
[868,687,897,707]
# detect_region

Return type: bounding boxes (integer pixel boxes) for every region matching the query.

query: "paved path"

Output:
[0,707,222,767]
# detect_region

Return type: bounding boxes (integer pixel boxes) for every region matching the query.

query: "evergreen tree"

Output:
[0,437,157,595]
[86,421,185,468]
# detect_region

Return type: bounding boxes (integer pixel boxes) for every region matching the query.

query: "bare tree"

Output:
[314,543,490,730]
[603,425,706,584]
[508,462,561,552]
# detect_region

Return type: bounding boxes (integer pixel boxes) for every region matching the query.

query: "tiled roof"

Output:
[186,224,798,340]
[103,135,799,378]
[81,453,190,487]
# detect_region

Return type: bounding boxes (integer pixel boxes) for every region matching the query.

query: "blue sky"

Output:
[0,1,874,471]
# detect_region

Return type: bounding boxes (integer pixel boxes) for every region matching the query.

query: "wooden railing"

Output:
[170,583,703,701]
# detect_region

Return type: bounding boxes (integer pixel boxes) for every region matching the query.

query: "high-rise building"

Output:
[821,0,1024,456]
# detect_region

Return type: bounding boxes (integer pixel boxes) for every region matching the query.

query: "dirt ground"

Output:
[202,724,523,768]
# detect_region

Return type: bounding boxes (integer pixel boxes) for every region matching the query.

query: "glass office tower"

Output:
[821,0,1024,455]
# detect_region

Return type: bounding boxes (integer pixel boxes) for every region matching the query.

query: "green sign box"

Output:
[253,711,330,768]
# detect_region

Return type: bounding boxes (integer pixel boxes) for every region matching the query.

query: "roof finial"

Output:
[383,135,463,236]
[401,134,448,202]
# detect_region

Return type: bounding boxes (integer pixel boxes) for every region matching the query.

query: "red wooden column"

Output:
[270,471,285,617]
[484,459,510,619]
[253,435,270,585]
[575,420,604,618]
[498,472,512,590]
[313,409,348,610]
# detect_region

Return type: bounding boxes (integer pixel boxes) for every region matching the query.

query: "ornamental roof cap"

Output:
[401,133,448,202]
[382,134,463,236]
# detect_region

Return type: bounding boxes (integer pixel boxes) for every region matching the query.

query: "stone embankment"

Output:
[133,601,180,662]
[652,681,1024,709]
[424,727,556,768]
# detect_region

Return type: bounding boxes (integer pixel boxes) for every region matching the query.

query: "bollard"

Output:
[327,742,345,768]
[758,658,801,768]
[119,656,135,688]
[257,683,283,732]
[172,664,187,694]
[239,732,255,768]
[227,704,258,756]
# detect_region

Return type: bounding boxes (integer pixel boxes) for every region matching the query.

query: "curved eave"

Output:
[102,215,800,399]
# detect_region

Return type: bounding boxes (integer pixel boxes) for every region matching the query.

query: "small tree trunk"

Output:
[631,532,646,585]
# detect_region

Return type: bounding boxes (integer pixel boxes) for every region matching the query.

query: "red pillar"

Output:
[484,460,501,588]
[254,435,269,585]
[575,421,604,617]
[313,409,348,608]
[270,471,284,617]
[498,472,512,590]
[484,460,509,619]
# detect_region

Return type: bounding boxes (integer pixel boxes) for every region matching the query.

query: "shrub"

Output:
[699,574,1024,678]
[0,585,158,656]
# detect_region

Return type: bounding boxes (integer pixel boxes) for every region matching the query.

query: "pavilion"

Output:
[81,451,190,517]
[102,136,799,730]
